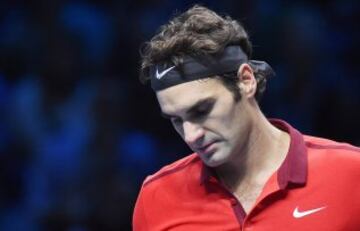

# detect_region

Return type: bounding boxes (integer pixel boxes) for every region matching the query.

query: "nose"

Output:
[183,121,205,145]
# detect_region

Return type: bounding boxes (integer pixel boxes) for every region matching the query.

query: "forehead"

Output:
[156,78,227,114]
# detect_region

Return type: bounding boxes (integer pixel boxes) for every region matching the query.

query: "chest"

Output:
[145,176,360,231]
[148,187,359,231]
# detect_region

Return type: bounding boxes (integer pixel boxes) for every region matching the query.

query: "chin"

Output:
[200,151,229,167]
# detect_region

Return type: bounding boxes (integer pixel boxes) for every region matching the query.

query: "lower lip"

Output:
[199,142,218,155]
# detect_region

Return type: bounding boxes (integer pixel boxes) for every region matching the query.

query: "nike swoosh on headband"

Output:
[156,66,176,79]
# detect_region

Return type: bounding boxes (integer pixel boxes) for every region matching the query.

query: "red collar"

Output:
[200,119,307,189]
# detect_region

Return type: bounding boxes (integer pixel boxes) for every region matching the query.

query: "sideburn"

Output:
[218,73,242,102]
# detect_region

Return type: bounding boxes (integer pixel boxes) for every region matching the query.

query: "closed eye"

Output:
[160,97,216,124]
[190,107,211,119]
[188,99,215,121]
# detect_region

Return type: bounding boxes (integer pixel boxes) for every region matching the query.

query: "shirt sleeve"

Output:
[133,187,149,231]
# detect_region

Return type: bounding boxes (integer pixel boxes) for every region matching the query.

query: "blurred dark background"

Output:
[0,0,359,230]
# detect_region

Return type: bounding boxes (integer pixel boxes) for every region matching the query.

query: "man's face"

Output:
[156,78,253,167]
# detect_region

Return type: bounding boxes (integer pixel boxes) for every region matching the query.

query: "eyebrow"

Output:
[161,97,215,119]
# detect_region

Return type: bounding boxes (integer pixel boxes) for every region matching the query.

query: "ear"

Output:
[237,63,257,98]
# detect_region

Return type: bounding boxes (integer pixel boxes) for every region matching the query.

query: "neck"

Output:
[216,112,290,191]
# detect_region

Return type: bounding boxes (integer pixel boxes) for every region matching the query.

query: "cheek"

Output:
[213,103,239,131]
[203,113,237,141]
[211,104,249,143]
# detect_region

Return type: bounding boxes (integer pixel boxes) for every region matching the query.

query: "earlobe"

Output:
[237,63,257,98]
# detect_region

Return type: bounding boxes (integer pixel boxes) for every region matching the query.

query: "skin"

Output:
[156,64,290,212]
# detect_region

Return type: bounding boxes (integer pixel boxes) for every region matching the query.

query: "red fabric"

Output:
[133,120,360,230]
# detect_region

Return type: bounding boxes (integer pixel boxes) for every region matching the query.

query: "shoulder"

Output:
[301,136,360,223]
[133,153,202,216]
[304,135,360,171]
[142,153,202,188]
[133,154,203,229]
[304,135,359,151]
[304,135,360,155]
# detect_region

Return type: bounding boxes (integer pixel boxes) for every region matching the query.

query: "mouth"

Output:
[196,141,218,155]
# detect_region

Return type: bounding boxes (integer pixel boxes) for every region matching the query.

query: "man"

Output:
[133,5,360,231]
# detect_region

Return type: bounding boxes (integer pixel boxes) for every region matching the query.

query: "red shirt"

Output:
[133,120,360,230]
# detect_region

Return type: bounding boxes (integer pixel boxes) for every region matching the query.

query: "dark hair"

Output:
[140,5,267,101]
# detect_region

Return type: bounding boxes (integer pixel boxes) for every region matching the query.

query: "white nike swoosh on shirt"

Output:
[156,66,175,79]
[293,206,326,218]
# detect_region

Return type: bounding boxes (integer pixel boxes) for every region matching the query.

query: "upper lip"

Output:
[195,141,216,152]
